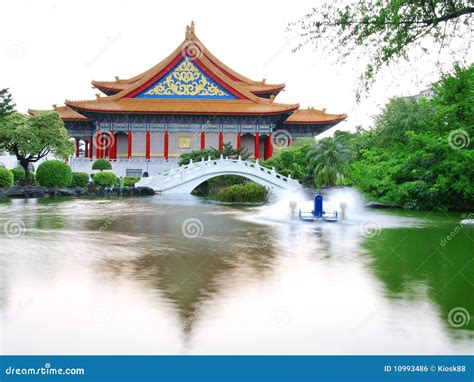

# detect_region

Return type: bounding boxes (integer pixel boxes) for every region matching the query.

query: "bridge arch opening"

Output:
[191,174,255,196]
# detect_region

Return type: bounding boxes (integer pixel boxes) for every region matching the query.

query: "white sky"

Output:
[1,0,471,136]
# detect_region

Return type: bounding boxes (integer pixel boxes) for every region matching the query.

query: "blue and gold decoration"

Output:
[135,56,236,99]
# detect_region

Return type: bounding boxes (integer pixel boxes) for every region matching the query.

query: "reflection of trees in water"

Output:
[97,210,278,333]
[362,226,474,337]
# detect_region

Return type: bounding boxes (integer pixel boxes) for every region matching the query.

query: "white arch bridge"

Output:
[136,156,302,194]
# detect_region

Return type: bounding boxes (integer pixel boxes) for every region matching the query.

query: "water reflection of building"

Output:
[28,22,346,177]
[94,205,279,333]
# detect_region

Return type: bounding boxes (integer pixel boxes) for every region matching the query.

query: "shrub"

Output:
[36,160,73,187]
[0,168,14,188]
[11,167,25,183]
[124,176,139,187]
[92,158,112,171]
[71,172,89,187]
[214,182,269,203]
[93,171,117,187]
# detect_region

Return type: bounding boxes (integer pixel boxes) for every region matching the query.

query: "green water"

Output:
[0,189,472,354]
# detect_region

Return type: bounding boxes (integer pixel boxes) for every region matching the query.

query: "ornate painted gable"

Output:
[134,56,236,100]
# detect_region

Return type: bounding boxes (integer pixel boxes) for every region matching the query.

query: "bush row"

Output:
[213,182,269,203]
[0,159,140,189]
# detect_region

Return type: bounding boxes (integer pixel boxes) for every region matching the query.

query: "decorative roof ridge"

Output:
[91,22,285,95]
[105,46,278,104]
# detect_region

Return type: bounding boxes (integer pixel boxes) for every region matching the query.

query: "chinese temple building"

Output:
[28,22,346,177]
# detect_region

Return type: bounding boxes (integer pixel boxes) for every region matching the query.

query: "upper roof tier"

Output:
[92,22,285,98]
[66,38,300,116]
[284,107,347,124]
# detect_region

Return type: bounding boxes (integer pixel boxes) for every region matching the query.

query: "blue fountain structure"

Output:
[299,194,338,222]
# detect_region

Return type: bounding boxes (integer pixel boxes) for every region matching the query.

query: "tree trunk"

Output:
[19,159,32,186]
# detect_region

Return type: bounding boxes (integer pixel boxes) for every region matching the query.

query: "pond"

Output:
[0,188,472,354]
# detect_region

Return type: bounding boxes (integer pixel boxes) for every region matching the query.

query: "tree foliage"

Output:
[307,137,353,187]
[179,142,249,166]
[93,171,118,187]
[0,111,74,182]
[292,0,474,97]
[350,64,474,210]
[0,88,15,118]
[36,160,73,187]
[92,158,112,171]
[0,168,14,188]
[265,64,473,210]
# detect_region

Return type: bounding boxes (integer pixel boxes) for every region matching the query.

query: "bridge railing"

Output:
[157,156,298,187]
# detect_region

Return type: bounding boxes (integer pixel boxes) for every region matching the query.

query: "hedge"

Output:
[92,159,112,171]
[71,172,89,187]
[124,176,139,187]
[11,167,25,183]
[93,171,117,187]
[214,182,269,203]
[36,160,73,187]
[0,168,14,188]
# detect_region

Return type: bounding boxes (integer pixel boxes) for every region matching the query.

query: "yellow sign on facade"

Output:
[178,136,192,149]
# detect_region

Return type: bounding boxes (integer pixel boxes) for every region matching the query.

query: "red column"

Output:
[75,139,80,157]
[84,139,89,157]
[254,132,260,159]
[236,132,241,149]
[264,133,273,160]
[200,131,205,150]
[95,131,102,159]
[89,136,93,159]
[145,130,151,161]
[164,131,169,160]
[218,131,224,151]
[109,131,116,160]
[127,131,133,159]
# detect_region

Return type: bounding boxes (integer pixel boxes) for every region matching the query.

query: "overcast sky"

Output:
[1,0,471,136]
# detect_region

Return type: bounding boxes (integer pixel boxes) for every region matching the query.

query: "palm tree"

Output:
[307,137,352,187]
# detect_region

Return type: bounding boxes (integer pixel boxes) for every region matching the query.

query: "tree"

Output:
[0,112,74,183]
[307,137,353,187]
[179,142,249,166]
[0,88,16,118]
[350,64,474,210]
[292,0,474,98]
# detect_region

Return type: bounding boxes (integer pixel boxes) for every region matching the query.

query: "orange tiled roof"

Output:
[65,99,299,116]
[67,34,299,116]
[92,22,285,96]
[28,106,90,120]
[284,107,347,124]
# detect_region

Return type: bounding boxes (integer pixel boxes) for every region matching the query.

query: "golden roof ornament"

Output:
[115,76,120,81]
[95,93,101,100]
